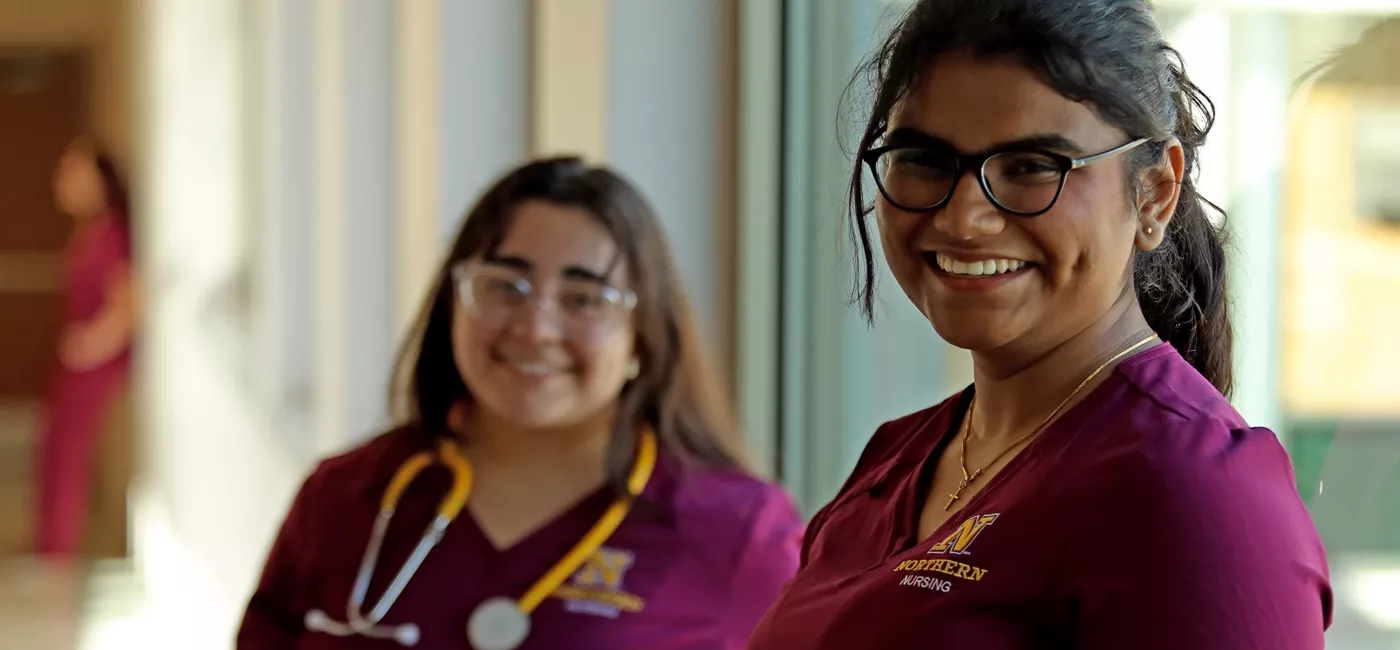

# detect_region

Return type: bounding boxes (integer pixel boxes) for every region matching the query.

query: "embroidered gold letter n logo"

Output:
[928,514,999,555]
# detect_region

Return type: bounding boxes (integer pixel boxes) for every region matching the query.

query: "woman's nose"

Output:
[933,170,1006,240]
[505,299,566,342]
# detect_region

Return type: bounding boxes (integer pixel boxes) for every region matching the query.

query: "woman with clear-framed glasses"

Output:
[238,158,802,650]
[746,0,1330,648]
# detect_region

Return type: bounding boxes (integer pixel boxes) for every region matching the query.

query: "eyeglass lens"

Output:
[873,148,1065,214]
[456,266,630,334]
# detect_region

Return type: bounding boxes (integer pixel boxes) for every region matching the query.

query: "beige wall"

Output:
[531,0,610,162]
[0,1,101,45]
[0,0,133,162]
[1283,89,1400,418]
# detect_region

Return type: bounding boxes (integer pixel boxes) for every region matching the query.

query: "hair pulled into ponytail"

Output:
[1132,52,1233,396]
[843,0,1237,395]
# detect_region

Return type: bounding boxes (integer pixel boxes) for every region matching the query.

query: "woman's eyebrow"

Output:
[884,127,1085,155]
[482,254,610,285]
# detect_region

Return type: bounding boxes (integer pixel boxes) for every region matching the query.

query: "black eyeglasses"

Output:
[862,138,1149,216]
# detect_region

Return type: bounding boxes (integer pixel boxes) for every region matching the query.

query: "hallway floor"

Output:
[0,398,153,650]
[0,557,156,650]
[0,398,39,555]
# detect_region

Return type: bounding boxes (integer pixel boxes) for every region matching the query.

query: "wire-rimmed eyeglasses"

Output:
[451,263,637,338]
[862,138,1150,217]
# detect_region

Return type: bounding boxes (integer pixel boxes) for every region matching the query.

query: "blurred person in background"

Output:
[238,157,803,650]
[746,0,1331,648]
[34,137,137,559]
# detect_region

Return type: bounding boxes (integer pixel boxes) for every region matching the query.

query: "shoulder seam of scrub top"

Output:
[1112,345,1249,430]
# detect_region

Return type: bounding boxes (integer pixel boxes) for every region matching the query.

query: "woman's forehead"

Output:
[891,54,1117,153]
[486,201,628,282]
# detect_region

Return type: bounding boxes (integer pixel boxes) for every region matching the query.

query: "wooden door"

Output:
[0,50,87,554]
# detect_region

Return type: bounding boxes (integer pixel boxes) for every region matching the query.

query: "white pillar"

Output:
[395,0,443,338]
[1227,15,1287,435]
[608,0,734,373]
[778,0,937,512]
[1167,10,1233,218]
[137,0,281,643]
[736,0,784,477]
[311,0,396,453]
[253,0,316,455]
[437,2,530,244]
[395,0,530,355]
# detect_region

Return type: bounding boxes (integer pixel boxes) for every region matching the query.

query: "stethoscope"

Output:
[304,428,658,650]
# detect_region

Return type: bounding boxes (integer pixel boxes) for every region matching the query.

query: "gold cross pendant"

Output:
[944,478,973,511]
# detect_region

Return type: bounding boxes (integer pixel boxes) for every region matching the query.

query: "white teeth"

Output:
[510,361,561,375]
[935,254,1027,277]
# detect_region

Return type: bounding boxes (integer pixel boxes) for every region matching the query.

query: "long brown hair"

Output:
[390,157,745,494]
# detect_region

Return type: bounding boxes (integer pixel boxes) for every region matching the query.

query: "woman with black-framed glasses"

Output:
[239,158,802,649]
[747,0,1330,648]
[864,135,1149,217]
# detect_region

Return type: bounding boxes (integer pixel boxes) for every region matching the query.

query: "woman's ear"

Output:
[1134,138,1185,252]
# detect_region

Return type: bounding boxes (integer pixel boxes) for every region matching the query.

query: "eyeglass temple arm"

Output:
[1068,138,1150,169]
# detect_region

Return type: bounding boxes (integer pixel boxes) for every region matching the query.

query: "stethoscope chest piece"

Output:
[467,597,532,650]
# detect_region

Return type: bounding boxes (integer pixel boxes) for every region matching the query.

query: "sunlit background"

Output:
[0,0,1397,647]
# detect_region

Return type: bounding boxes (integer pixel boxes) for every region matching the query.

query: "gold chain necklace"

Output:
[943,333,1159,511]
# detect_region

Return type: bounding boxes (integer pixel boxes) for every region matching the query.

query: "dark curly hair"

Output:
[844,0,1234,395]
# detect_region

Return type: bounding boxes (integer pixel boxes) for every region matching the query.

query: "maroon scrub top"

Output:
[746,343,1333,650]
[238,427,803,649]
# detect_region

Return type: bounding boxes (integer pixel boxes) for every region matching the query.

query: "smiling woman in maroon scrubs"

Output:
[238,158,802,649]
[746,1,1332,648]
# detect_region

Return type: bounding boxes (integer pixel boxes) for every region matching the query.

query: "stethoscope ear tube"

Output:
[348,512,393,622]
[301,444,460,648]
[306,608,422,646]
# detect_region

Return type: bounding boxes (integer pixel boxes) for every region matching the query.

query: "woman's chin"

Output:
[928,316,1021,353]
[493,404,578,431]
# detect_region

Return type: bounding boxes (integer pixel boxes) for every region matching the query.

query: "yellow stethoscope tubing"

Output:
[346,428,655,625]
[381,440,473,516]
[515,428,657,614]
[349,439,473,627]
